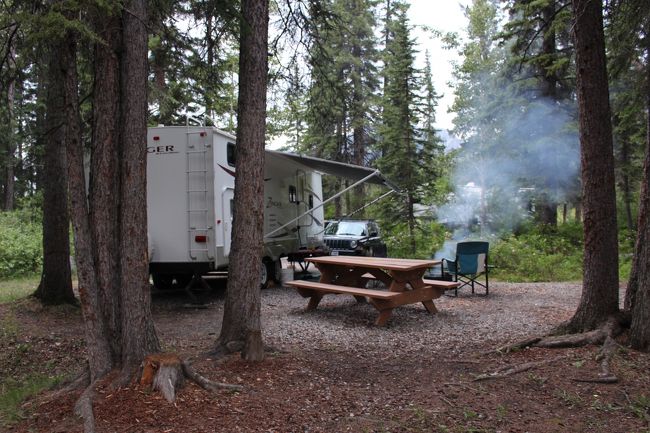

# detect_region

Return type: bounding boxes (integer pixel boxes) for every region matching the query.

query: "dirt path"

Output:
[2,281,649,432]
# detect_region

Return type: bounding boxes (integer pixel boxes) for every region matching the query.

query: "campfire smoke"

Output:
[435,97,579,249]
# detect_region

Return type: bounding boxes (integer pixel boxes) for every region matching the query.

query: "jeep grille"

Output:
[324,239,351,250]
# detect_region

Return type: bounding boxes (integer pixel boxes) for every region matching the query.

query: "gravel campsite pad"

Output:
[2,281,650,432]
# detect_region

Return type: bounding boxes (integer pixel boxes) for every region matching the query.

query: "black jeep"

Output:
[323,219,387,257]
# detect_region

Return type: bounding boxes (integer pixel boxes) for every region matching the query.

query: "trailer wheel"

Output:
[175,274,193,289]
[261,258,280,289]
[152,273,174,290]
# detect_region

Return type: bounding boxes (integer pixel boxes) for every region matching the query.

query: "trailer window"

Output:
[289,185,297,203]
[227,142,236,167]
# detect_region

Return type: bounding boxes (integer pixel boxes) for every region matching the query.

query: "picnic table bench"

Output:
[285,256,459,326]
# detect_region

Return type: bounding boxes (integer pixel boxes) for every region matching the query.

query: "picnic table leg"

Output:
[306,294,323,310]
[375,309,393,326]
[422,300,438,314]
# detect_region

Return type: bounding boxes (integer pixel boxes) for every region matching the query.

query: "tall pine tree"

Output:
[379,1,439,254]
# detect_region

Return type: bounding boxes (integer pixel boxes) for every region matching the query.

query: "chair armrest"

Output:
[442,258,457,274]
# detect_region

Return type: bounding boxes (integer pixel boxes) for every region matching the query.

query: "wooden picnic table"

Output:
[285,256,459,326]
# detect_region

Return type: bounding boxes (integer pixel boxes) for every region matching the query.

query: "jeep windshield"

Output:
[324,221,366,236]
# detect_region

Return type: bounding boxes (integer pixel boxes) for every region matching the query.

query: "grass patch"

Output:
[0,374,63,426]
[0,276,40,303]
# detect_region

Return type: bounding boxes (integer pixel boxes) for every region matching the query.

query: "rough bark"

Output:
[118,0,160,372]
[3,29,16,211]
[34,39,75,306]
[567,0,620,332]
[628,23,650,351]
[619,138,635,231]
[62,21,113,381]
[90,11,123,363]
[216,0,269,362]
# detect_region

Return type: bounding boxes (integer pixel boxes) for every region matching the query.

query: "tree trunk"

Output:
[537,2,559,227]
[536,194,558,226]
[62,20,114,381]
[627,23,650,351]
[407,192,416,255]
[351,38,365,217]
[34,37,75,305]
[3,32,16,211]
[216,0,269,362]
[90,11,123,363]
[574,200,582,222]
[628,118,650,350]
[619,138,636,231]
[118,0,160,372]
[567,0,619,332]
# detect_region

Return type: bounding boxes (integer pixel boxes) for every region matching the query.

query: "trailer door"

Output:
[222,187,234,257]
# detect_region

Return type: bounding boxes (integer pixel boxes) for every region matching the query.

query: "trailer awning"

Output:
[265,150,399,191]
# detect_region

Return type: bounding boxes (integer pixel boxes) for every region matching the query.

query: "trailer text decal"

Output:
[147,145,178,154]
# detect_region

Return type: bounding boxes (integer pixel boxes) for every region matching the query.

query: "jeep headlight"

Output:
[349,240,357,249]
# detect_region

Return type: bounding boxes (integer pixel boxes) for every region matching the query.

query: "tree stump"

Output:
[140,352,244,402]
[141,353,184,402]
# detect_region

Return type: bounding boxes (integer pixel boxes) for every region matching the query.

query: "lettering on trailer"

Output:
[266,197,282,208]
[147,145,178,154]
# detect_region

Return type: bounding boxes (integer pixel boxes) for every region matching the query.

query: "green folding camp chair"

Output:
[442,241,490,296]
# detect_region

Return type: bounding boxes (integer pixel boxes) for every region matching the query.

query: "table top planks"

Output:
[305,255,439,271]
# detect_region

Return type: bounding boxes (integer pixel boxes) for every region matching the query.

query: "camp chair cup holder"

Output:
[440,241,490,296]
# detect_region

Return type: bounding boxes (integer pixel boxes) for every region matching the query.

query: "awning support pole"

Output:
[264,170,382,238]
[344,189,395,218]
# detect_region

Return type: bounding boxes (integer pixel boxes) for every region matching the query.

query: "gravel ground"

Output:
[152,280,584,357]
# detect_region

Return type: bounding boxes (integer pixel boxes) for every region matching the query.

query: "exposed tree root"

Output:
[74,380,100,433]
[473,356,566,381]
[46,368,90,401]
[488,316,625,384]
[181,360,243,393]
[571,335,621,383]
[494,336,543,354]
[210,339,284,360]
[141,353,243,402]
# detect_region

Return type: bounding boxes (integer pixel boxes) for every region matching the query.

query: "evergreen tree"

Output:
[566,0,619,332]
[378,1,437,254]
[451,0,512,231]
[501,0,575,225]
[303,0,379,217]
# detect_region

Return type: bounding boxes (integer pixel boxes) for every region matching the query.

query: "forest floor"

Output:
[1,277,650,433]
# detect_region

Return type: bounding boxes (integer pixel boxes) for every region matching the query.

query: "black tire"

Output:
[261,258,280,289]
[175,274,193,288]
[152,273,174,290]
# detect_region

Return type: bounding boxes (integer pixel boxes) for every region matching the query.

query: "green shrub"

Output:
[383,221,446,259]
[490,221,633,282]
[0,208,42,279]
[491,233,583,282]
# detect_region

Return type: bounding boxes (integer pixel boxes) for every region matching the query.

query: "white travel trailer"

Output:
[146,125,395,289]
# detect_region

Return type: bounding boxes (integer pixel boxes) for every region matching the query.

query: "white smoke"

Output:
[436,97,579,239]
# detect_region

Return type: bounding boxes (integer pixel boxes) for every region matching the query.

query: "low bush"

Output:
[491,230,583,282]
[0,208,42,279]
[383,221,446,259]
[490,221,631,282]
